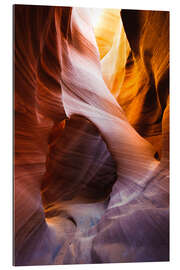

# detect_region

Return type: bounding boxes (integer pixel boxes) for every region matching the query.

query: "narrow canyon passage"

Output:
[14,5,169,266]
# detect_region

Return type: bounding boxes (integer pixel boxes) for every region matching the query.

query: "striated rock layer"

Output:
[14,5,169,266]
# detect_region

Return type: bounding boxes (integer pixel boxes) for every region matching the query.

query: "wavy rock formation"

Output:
[14,5,169,266]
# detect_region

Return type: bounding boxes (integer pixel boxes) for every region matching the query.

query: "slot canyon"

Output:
[14,5,169,265]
